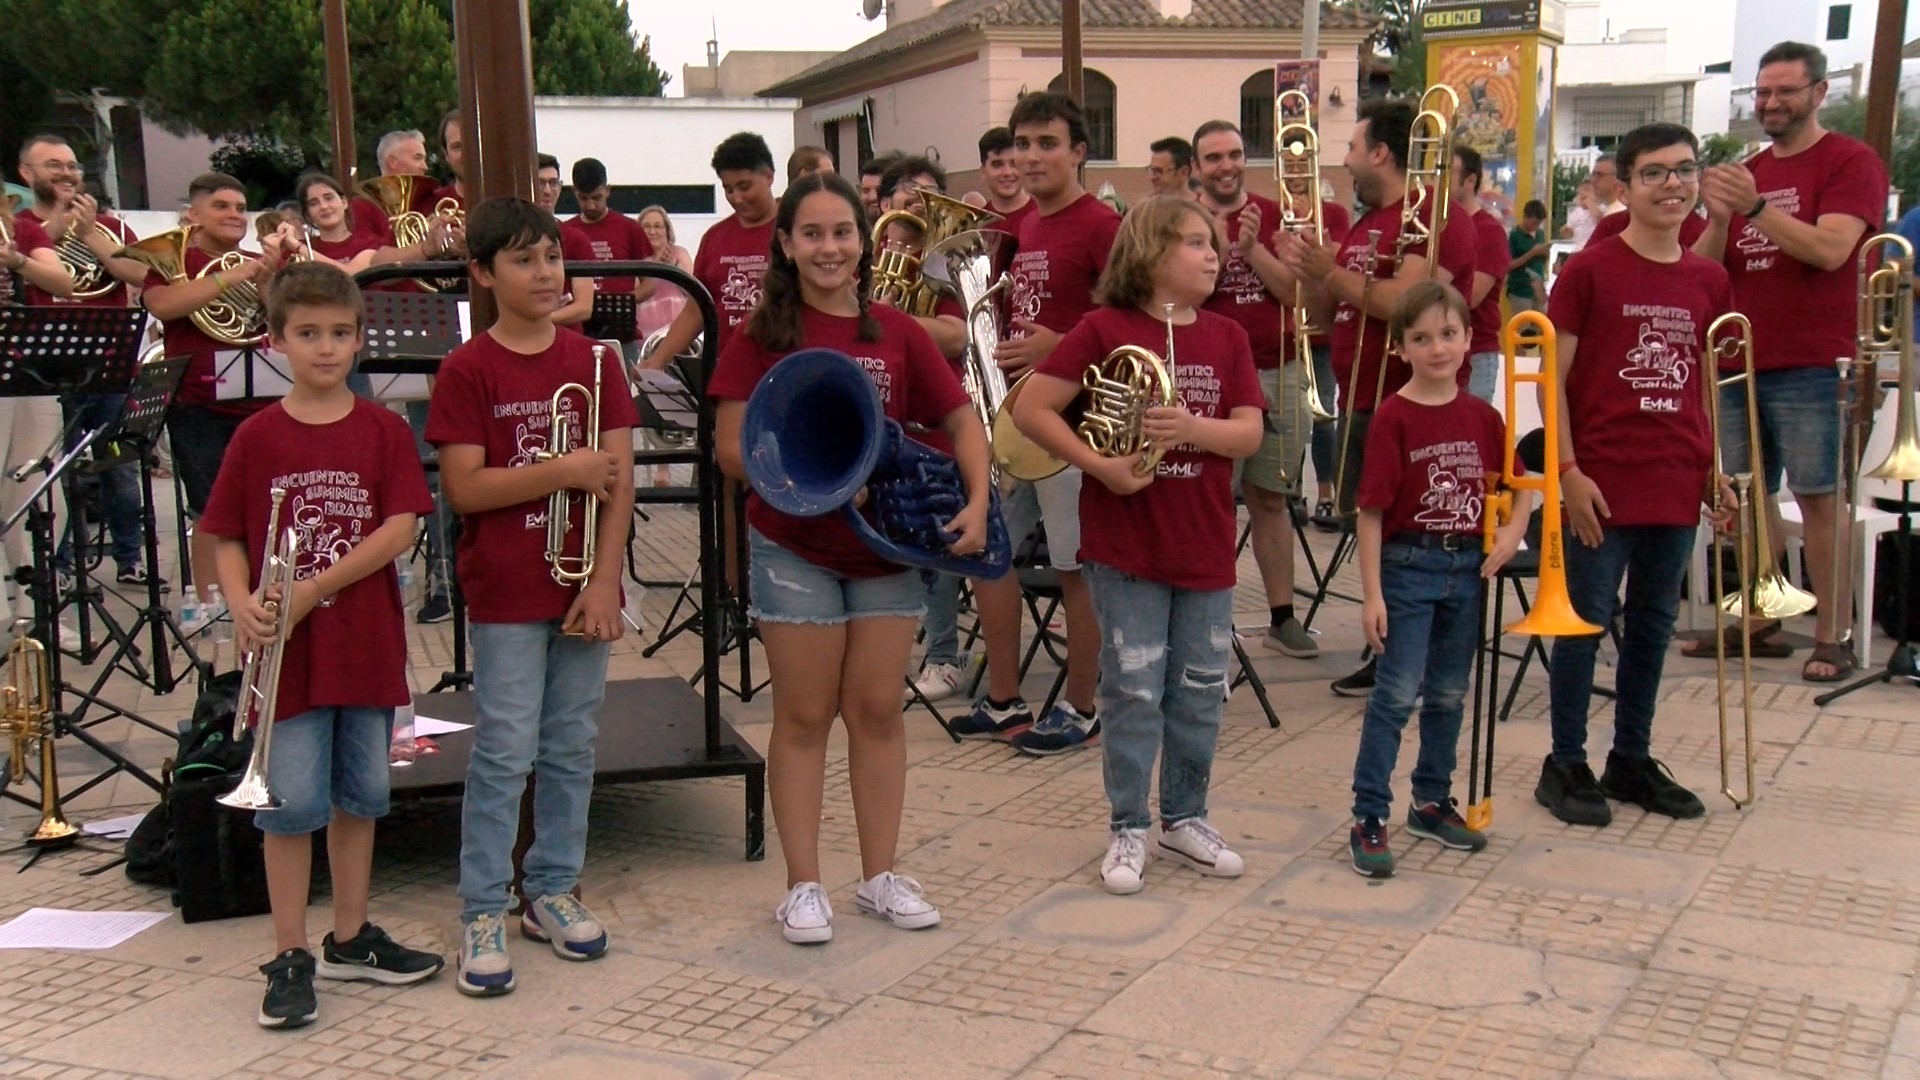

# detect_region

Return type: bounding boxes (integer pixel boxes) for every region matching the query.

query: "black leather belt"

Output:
[1388,531,1478,552]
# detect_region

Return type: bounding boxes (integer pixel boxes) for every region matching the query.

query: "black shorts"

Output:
[165,405,246,517]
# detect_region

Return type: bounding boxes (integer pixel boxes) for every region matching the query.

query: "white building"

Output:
[1731,0,1920,117]
[1554,0,1734,150]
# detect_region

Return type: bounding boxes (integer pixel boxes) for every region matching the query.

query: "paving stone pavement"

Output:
[3,494,1919,1079]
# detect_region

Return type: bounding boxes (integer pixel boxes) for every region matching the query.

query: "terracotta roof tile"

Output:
[762,0,1376,96]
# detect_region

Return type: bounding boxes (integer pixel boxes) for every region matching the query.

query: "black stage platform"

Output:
[391,677,765,860]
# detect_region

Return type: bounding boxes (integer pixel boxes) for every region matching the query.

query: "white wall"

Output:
[533,96,800,254]
[1564,0,1735,70]
[1733,0,1920,87]
[141,117,220,212]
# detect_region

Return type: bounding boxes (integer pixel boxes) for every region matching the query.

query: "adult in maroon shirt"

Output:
[1695,41,1888,681]
[1192,117,1318,659]
[348,129,440,248]
[1543,123,1734,828]
[1281,166,1352,529]
[644,131,780,368]
[560,156,656,345]
[530,153,597,332]
[1277,95,1479,696]
[1452,146,1511,403]
[17,134,144,305]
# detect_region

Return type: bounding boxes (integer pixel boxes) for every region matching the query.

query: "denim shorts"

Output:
[746,527,925,625]
[1717,365,1839,496]
[253,705,394,835]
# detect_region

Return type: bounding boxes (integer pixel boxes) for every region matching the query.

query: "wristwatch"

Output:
[1746,197,1768,220]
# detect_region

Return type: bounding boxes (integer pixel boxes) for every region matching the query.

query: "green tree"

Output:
[1331,0,1427,93]
[530,0,670,95]
[1699,132,1750,167]
[1820,95,1915,215]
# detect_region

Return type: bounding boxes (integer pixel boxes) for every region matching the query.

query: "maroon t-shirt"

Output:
[985,199,1037,244]
[1468,208,1509,355]
[424,329,640,622]
[562,212,654,298]
[1034,306,1266,591]
[21,208,137,307]
[1358,391,1506,537]
[1204,193,1286,370]
[345,198,398,247]
[309,222,385,265]
[1549,236,1727,527]
[1329,198,1478,412]
[983,199,1037,326]
[1008,193,1123,335]
[3,215,50,308]
[199,399,434,721]
[143,245,275,416]
[1721,132,1888,373]
[1305,200,1353,349]
[692,213,775,353]
[1590,206,1708,248]
[708,304,970,579]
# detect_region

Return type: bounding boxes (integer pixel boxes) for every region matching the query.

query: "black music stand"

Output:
[581,290,636,345]
[1817,483,1919,706]
[0,308,170,832]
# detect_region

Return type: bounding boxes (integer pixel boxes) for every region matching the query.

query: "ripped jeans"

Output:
[1084,561,1234,833]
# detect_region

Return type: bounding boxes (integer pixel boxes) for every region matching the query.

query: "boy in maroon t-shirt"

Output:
[559,156,654,343]
[1453,146,1511,403]
[1012,195,1266,894]
[643,132,780,368]
[425,198,638,996]
[1347,282,1527,879]
[202,264,443,1028]
[1542,123,1736,829]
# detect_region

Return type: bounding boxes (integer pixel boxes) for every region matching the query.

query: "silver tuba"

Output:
[919,225,1011,460]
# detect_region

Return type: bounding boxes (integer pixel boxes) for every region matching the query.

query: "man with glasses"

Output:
[16,134,158,589]
[1694,40,1888,683]
[1146,137,1194,198]
[1591,155,1625,218]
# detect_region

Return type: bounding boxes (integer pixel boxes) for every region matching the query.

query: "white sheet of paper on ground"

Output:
[0,908,170,950]
[82,812,148,839]
[412,715,473,737]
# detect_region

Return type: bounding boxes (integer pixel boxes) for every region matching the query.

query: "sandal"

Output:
[1682,620,1790,659]
[1802,640,1856,683]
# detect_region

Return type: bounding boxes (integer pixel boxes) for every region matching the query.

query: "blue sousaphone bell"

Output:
[742,348,1011,579]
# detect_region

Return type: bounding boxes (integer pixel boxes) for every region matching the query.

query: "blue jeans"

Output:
[920,572,963,667]
[56,394,142,571]
[1084,562,1233,832]
[1309,343,1337,487]
[1351,543,1484,820]
[1468,351,1500,405]
[405,400,450,601]
[458,621,610,920]
[1548,525,1693,765]
[254,706,394,835]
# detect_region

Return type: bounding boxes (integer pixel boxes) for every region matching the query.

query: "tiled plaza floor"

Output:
[3,486,1917,1079]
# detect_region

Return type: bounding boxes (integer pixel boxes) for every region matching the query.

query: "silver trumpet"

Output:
[219,487,301,811]
[539,344,605,593]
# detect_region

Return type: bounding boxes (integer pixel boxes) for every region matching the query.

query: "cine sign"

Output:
[1421,0,1556,36]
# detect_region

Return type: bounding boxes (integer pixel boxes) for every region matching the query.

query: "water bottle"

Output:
[179,590,202,633]
[390,702,417,766]
[205,584,230,644]
[395,558,417,599]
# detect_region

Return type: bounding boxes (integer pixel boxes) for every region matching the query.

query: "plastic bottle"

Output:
[179,590,202,633]
[395,558,416,599]
[205,584,229,644]
[390,702,417,766]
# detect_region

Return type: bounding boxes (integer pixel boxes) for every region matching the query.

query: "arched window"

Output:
[1047,68,1117,162]
[1240,69,1276,159]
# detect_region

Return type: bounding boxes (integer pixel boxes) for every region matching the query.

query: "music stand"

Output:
[1817,482,1919,706]
[581,290,636,345]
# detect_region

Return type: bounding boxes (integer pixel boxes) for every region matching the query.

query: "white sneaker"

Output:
[775,882,833,944]
[855,871,941,930]
[1101,828,1148,895]
[904,660,967,704]
[1157,818,1245,878]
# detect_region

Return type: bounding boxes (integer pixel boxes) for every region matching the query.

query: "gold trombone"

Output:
[995,304,1179,481]
[1833,237,1913,656]
[1863,238,1920,485]
[1707,313,1815,808]
[2,635,79,847]
[220,488,300,811]
[1467,312,1603,830]
[1275,89,1335,425]
[538,343,606,594]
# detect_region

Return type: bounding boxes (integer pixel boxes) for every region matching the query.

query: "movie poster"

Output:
[1273,59,1322,108]
[1435,40,1525,219]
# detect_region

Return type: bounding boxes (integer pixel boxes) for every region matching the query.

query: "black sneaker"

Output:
[116,565,168,589]
[1331,658,1376,698]
[258,948,318,1029]
[1534,755,1613,827]
[416,594,453,624]
[1600,751,1706,820]
[316,922,445,986]
[1311,498,1339,533]
[1349,816,1395,878]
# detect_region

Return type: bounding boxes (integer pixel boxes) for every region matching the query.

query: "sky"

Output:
[639,0,887,95]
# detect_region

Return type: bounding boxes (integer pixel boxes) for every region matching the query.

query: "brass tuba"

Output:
[1275,88,1335,424]
[537,343,606,597]
[219,487,301,810]
[994,305,1180,481]
[115,227,268,347]
[3,635,79,847]
[870,190,1002,317]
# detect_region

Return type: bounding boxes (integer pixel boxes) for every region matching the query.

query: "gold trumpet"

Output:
[3,636,79,847]
[219,488,300,811]
[1275,88,1335,425]
[994,305,1180,481]
[115,227,268,347]
[538,344,606,593]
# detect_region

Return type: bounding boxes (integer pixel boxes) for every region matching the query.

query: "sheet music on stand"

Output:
[357,291,467,401]
[211,345,295,401]
[0,307,147,397]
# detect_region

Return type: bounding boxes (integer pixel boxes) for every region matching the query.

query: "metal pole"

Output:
[1303,0,1321,62]
[322,0,355,188]
[1864,0,1909,167]
[451,0,538,333]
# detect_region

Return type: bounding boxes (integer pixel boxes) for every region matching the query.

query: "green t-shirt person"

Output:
[1507,201,1550,300]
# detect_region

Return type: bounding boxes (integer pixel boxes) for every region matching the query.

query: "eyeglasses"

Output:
[1635,163,1701,186]
[535,178,563,189]
[31,161,83,176]
[1754,83,1815,102]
